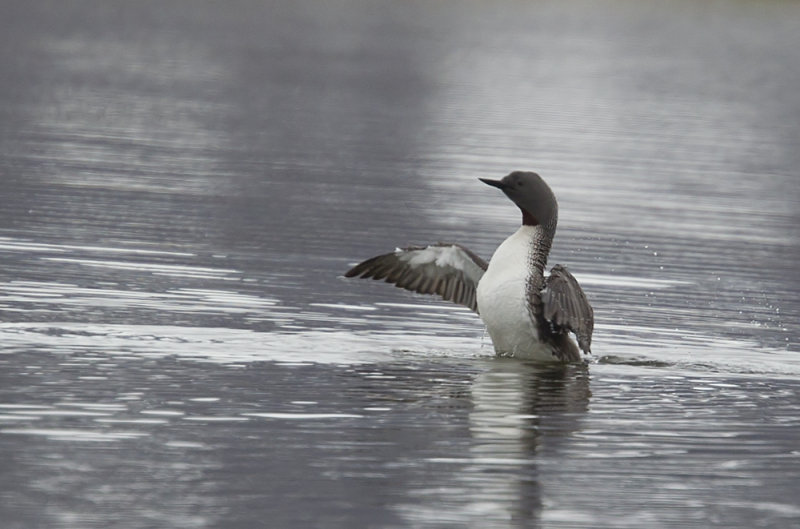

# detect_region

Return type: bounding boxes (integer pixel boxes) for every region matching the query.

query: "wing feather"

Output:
[345,243,488,312]
[541,264,594,353]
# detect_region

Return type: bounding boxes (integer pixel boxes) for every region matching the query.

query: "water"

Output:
[1,1,799,527]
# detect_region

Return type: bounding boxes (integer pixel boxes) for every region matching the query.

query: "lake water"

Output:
[1,1,799,527]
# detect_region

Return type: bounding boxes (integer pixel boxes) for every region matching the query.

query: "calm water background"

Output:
[1,1,799,527]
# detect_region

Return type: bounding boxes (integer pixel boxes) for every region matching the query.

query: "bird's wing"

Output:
[345,243,488,312]
[541,264,594,353]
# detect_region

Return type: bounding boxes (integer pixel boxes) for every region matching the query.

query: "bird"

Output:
[345,171,593,362]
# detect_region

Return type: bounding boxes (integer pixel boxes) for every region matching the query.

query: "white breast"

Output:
[476,226,553,360]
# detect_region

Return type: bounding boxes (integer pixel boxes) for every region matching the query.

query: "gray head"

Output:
[480,171,558,227]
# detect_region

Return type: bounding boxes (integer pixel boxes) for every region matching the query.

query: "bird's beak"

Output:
[479,178,507,190]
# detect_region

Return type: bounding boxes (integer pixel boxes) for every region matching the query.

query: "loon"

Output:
[345,171,593,362]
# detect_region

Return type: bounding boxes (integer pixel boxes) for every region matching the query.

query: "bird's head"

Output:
[480,171,558,227]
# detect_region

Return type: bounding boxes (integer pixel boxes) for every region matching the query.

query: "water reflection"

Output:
[396,361,590,528]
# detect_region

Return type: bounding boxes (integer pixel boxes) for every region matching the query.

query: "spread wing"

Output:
[345,243,488,312]
[541,264,594,353]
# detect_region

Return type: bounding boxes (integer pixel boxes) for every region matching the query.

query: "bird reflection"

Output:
[465,359,590,527]
[355,359,591,528]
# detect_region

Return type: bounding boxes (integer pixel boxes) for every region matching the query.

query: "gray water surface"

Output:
[1,1,799,528]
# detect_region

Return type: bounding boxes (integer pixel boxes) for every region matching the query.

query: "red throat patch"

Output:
[522,209,539,226]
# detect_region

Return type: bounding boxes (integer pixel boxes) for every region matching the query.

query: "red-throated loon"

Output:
[345,171,594,362]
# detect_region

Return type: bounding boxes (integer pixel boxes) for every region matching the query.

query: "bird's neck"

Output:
[524,219,557,291]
